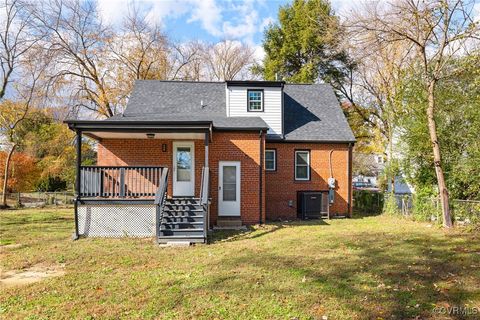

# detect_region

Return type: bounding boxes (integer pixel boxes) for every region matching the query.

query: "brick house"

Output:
[66,80,355,244]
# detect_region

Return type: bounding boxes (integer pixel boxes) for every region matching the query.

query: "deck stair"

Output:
[158,197,207,244]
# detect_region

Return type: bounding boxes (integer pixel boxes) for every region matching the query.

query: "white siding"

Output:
[227,86,282,135]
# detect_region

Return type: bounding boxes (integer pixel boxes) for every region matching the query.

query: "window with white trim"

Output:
[247,90,263,111]
[295,150,310,180]
[265,149,276,171]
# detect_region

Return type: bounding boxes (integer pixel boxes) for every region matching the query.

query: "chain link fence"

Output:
[0,192,75,208]
[354,190,479,227]
[384,193,480,226]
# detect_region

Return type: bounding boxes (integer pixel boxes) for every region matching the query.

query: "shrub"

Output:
[411,186,441,223]
[353,190,383,215]
[383,193,400,215]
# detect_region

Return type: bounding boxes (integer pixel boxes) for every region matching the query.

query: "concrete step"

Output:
[216,218,243,228]
[158,235,205,244]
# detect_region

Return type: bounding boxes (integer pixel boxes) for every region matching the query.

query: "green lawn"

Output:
[1,208,479,319]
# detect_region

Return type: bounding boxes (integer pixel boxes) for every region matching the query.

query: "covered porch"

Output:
[66,120,212,243]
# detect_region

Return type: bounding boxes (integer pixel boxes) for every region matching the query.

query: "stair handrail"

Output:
[200,166,210,240]
[200,166,209,206]
[154,168,169,241]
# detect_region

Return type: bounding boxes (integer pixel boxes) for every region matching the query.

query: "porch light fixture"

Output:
[162,144,167,152]
[146,133,155,139]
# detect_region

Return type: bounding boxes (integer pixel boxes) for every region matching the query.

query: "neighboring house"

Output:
[387,175,415,195]
[353,153,385,187]
[66,80,355,244]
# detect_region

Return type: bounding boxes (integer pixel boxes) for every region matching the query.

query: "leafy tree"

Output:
[260,0,349,84]
[35,176,67,192]
[351,0,479,227]
[0,151,39,192]
[400,52,480,201]
[21,109,96,190]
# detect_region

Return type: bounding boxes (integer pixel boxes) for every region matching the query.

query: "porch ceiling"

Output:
[65,119,212,141]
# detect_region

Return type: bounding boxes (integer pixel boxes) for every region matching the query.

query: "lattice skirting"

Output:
[77,204,156,237]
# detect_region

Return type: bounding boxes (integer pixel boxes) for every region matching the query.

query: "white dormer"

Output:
[225,81,283,135]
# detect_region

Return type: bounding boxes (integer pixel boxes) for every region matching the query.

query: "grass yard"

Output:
[1,209,479,319]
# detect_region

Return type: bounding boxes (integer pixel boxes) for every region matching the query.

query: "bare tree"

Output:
[166,40,256,81]
[32,0,117,118]
[167,40,205,81]
[351,0,480,227]
[0,0,48,207]
[109,4,169,103]
[203,40,256,81]
[0,0,41,99]
[342,23,416,190]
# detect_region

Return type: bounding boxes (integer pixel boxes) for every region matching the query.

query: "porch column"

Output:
[204,131,209,166]
[73,130,82,239]
[75,130,82,198]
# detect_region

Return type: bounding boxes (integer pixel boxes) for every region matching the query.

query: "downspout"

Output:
[329,149,334,178]
[259,129,264,224]
[73,129,82,240]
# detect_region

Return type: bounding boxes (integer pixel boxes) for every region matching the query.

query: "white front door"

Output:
[173,142,195,196]
[218,161,241,216]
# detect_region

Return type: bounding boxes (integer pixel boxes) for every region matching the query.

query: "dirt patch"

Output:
[0,264,65,288]
[0,243,24,251]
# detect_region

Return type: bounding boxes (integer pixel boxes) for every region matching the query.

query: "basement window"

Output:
[295,150,310,181]
[247,90,263,112]
[265,149,276,171]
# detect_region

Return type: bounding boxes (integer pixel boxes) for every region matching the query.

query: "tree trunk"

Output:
[426,81,452,228]
[1,144,17,208]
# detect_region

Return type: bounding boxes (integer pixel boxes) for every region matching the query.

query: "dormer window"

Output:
[247,89,263,112]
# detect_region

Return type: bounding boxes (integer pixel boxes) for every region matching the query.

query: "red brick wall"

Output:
[265,143,351,220]
[96,136,350,224]
[97,131,265,225]
[209,131,264,225]
[97,139,205,198]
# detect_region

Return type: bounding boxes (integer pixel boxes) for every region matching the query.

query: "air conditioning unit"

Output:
[297,191,329,219]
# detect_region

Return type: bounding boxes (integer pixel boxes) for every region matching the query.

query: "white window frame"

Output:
[247,89,264,112]
[265,149,276,171]
[295,150,310,181]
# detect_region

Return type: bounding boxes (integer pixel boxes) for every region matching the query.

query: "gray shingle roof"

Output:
[125,80,226,116]
[283,84,355,142]
[115,80,268,129]
[118,80,355,142]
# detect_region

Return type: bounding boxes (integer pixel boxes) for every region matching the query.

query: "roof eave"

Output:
[266,138,356,144]
[64,119,213,132]
[213,126,269,131]
[226,80,285,88]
